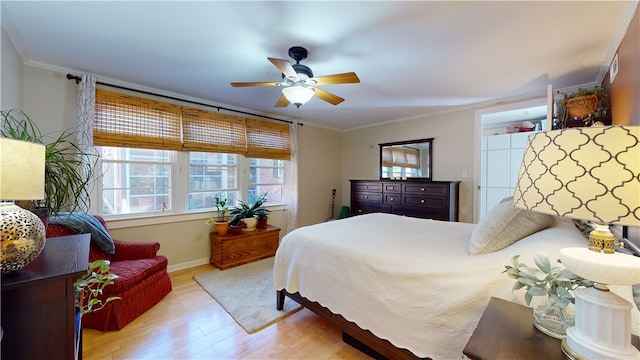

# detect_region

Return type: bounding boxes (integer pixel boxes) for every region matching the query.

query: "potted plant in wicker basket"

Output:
[556,87,609,128]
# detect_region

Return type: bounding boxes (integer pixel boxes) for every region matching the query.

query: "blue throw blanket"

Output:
[49,212,115,255]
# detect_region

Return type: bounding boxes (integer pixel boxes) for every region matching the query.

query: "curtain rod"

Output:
[66,74,301,126]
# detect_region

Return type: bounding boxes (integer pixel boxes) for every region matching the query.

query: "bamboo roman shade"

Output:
[382,146,420,168]
[181,107,247,154]
[246,119,291,160]
[93,89,291,158]
[94,89,182,150]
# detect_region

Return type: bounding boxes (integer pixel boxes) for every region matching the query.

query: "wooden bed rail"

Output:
[276,290,428,360]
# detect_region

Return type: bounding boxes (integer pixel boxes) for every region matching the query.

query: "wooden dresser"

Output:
[1,234,90,360]
[210,225,280,270]
[350,179,459,221]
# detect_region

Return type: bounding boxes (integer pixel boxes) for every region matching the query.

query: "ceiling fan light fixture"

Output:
[282,86,314,107]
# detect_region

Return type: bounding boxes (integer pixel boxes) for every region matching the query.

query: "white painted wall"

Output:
[1,27,23,110]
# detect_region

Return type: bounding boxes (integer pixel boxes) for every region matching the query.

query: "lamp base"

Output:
[562,286,639,360]
[0,202,46,274]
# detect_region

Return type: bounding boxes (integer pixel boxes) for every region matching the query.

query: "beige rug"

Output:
[193,257,302,333]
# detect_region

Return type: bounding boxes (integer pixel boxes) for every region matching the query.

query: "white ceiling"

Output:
[1,1,636,131]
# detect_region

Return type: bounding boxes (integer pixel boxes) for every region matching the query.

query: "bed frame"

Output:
[277,290,429,360]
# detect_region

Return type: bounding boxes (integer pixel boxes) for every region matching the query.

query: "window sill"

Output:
[104,204,286,230]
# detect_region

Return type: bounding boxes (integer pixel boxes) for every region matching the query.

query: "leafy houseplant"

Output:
[229,192,270,231]
[1,109,99,218]
[556,86,609,127]
[206,196,230,235]
[503,252,593,338]
[74,259,120,359]
[75,259,121,315]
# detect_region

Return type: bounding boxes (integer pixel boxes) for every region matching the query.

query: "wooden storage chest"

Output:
[209,225,280,270]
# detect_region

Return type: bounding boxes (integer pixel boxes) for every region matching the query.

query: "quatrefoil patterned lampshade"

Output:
[513,126,640,227]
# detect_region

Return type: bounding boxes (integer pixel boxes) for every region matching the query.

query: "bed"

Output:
[274,206,640,359]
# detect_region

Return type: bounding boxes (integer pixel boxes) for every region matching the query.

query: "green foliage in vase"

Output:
[229,192,270,226]
[503,252,593,309]
[74,259,121,315]
[1,109,99,216]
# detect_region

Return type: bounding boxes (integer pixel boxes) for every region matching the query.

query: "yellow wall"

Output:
[341,109,475,223]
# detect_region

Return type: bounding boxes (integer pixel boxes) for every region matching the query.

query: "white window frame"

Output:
[94,147,286,221]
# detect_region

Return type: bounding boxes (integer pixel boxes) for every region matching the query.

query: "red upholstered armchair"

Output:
[47,215,172,331]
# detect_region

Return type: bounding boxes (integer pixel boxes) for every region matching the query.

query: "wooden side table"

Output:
[463,297,566,360]
[464,297,640,360]
[210,225,280,270]
[1,234,90,360]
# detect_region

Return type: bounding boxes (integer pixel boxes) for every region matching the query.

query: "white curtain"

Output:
[285,122,299,234]
[74,74,98,212]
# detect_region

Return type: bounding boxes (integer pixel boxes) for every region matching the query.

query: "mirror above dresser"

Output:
[379,138,433,180]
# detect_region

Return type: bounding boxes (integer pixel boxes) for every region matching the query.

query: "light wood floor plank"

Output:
[83,264,371,360]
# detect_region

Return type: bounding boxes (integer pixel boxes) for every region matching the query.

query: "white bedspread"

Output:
[274,213,617,359]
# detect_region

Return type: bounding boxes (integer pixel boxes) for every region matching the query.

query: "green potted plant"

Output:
[229,192,270,232]
[556,86,609,127]
[1,109,99,220]
[206,196,230,235]
[74,259,120,358]
[503,252,593,339]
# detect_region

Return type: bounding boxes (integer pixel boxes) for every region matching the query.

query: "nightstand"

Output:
[464,297,640,360]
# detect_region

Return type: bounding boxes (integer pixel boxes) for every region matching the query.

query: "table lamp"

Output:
[513,125,640,359]
[0,138,47,274]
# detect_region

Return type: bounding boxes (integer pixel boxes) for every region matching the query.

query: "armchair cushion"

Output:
[103,256,169,294]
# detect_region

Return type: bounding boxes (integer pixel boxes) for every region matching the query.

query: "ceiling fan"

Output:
[230,46,360,108]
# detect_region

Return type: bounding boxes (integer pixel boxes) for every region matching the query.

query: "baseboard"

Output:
[167,257,210,273]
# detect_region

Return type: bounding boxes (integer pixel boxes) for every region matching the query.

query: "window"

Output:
[93,89,292,218]
[188,152,238,210]
[100,147,172,215]
[249,158,285,204]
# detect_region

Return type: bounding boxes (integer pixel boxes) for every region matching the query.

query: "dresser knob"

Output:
[421,199,425,203]
[421,187,425,191]
[390,198,394,201]
[358,209,362,213]
[365,196,369,199]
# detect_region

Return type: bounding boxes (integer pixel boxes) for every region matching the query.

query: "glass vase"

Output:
[533,294,574,339]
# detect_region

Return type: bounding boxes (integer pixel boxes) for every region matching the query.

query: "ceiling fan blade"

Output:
[314,87,345,106]
[230,81,280,87]
[268,57,298,79]
[312,72,360,85]
[274,94,290,108]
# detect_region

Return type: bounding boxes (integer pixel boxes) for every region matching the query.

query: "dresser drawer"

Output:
[403,195,449,209]
[382,182,402,193]
[352,182,383,192]
[403,183,449,195]
[384,193,401,205]
[353,192,383,203]
[351,203,391,216]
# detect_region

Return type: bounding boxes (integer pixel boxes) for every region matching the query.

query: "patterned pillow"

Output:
[470,199,555,255]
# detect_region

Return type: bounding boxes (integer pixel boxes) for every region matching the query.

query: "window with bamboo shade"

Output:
[94,89,291,158]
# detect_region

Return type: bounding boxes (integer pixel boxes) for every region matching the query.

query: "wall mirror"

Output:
[379,138,433,180]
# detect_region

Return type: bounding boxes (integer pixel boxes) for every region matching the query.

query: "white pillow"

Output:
[470,199,554,255]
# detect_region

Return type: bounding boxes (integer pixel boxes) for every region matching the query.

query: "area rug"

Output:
[193,257,302,333]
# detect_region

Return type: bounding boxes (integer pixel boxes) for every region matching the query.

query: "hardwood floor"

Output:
[82,264,372,360]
